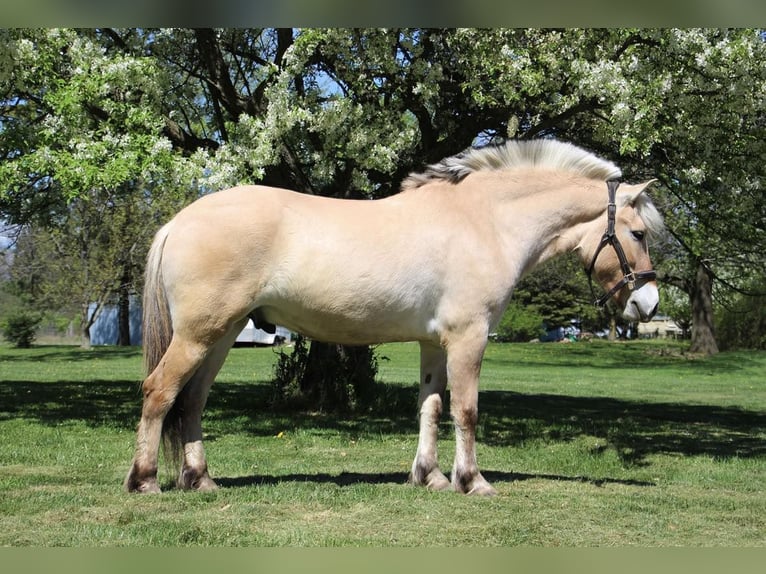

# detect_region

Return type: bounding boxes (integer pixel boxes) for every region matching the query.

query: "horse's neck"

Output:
[490,176,607,277]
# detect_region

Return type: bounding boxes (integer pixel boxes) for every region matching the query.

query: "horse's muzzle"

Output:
[623,284,659,322]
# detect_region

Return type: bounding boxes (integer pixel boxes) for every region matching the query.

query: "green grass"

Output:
[0,340,765,546]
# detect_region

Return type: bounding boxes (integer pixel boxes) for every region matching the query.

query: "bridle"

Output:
[586,180,656,308]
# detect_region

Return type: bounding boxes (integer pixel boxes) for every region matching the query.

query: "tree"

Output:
[0,29,199,345]
[3,28,764,360]
[514,255,605,329]
[715,275,766,351]
[0,30,184,219]
[7,185,174,347]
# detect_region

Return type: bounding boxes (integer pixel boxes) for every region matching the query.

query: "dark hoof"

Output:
[180,467,219,491]
[453,471,497,496]
[125,467,161,494]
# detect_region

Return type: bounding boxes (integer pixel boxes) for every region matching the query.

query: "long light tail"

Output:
[142,223,173,377]
[141,223,186,476]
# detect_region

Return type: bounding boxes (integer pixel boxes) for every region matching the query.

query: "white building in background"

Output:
[636,314,685,339]
[88,298,143,346]
[233,319,292,346]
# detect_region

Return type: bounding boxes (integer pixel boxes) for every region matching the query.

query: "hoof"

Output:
[194,476,219,492]
[424,470,452,491]
[135,481,162,494]
[125,469,161,494]
[180,467,219,492]
[409,463,451,491]
[453,471,497,496]
[466,481,498,496]
[410,469,451,491]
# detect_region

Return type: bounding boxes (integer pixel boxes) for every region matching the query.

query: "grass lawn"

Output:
[0,340,764,546]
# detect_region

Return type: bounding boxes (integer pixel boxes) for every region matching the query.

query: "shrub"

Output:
[1,310,42,348]
[493,301,546,342]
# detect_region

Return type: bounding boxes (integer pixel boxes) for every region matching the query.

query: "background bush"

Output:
[1,310,42,348]
[493,301,546,343]
[271,335,379,412]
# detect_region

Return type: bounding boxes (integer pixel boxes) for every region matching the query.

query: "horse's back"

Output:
[172,185,290,232]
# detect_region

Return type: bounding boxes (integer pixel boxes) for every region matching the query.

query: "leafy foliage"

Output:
[495,254,616,342]
[1,309,41,347]
[716,276,766,351]
[494,302,546,343]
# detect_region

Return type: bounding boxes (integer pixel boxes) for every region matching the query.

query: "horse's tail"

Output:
[142,222,173,377]
[141,223,184,476]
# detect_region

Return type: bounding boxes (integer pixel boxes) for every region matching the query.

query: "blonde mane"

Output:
[401,139,623,190]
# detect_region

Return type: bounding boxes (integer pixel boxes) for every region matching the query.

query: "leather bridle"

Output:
[586,180,656,308]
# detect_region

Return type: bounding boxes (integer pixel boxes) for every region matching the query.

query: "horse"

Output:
[125,139,664,496]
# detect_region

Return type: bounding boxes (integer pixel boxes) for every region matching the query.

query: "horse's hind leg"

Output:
[124,335,210,493]
[175,319,247,491]
[410,341,451,491]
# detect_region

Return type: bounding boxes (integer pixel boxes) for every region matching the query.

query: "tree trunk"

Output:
[299,340,378,411]
[300,340,336,396]
[117,270,131,346]
[689,261,719,355]
[80,302,92,350]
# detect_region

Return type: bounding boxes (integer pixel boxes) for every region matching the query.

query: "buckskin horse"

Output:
[125,139,664,496]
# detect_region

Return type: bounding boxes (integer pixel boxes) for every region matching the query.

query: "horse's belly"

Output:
[255,255,443,345]
[258,301,433,346]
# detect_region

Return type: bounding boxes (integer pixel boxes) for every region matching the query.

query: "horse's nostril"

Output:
[633,300,658,322]
[640,302,659,322]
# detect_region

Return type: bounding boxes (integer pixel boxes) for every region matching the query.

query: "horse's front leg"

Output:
[410,342,450,491]
[447,333,496,496]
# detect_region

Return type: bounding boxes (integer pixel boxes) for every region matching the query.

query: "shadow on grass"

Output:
[216,469,654,490]
[1,378,764,469]
[0,345,142,362]
[477,390,766,465]
[0,380,142,429]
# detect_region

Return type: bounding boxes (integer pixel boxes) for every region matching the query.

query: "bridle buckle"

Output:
[625,272,636,291]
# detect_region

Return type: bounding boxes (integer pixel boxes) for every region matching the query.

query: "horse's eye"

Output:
[631,230,646,241]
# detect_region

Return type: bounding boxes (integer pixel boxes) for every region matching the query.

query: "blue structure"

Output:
[88,297,142,346]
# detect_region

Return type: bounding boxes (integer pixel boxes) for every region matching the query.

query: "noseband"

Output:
[586,180,656,308]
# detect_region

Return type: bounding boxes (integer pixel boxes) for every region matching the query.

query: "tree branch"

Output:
[162,116,219,154]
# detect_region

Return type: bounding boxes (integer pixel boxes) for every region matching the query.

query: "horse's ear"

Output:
[617,179,657,207]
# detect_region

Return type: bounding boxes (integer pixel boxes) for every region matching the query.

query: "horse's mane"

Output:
[401,139,623,191]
